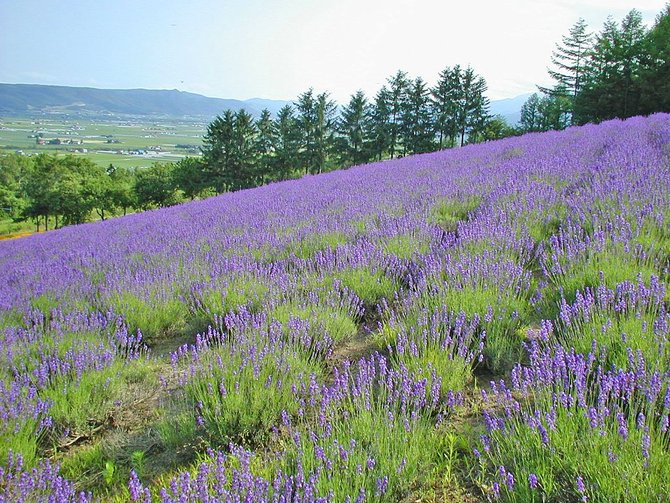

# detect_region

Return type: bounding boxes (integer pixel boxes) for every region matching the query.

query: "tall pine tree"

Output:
[273,105,301,181]
[386,70,409,158]
[431,66,461,148]
[370,86,392,161]
[255,109,276,184]
[338,90,373,166]
[640,5,670,114]
[400,77,435,155]
[541,18,592,124]
[201,110,235,194]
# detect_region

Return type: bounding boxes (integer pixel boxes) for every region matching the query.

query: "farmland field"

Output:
[0,114,669,501]
[0,116,205,169]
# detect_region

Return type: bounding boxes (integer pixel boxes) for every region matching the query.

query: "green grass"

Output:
[419,284,529,373]
[282,407,439,502]
[0,218,35,237]
[428,195,481,232]
[542,241,661,317]
[477,390,670,503]
[633,215,670,275]
[334,267,399,309]
[286,231,349,260]
[378,309,483,394]
[107,290,189,343]
[186,275,270,331]
[383,233,431,259]
[269,301,359,348]
[552,281,668,371]
[164,343,322,449]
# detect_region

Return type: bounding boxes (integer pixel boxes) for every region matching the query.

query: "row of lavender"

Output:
[0,114,668,501]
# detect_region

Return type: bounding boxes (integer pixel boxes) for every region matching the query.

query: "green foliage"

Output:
[286,231,349,260]
[429,195,481,232]
[332,267,399,308]
[478,393,670,502]
[172,157,207,200]
[134,162,182,209]
[19,154,112,228]
[520,93,572,133]
[269,302,358,346]
[543,241,659,313]
[477,115,518,142]
[178,345,321,447]
[108,290,189,342]
[283,409,439,502]
[383,233,431,259]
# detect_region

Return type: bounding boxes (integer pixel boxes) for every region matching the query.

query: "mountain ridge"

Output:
[0,83,528,123]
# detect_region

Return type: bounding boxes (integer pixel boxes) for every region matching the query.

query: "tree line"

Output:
[520,5,670,131]
[199,66,500,193]
[0,154,208,231]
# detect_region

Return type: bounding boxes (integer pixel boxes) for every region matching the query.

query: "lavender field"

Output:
[1,114,669,502]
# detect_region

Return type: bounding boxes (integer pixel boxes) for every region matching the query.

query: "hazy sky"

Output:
[0,0,665,102]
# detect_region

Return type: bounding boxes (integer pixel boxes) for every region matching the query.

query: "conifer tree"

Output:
[202,110,235,193]
[401,77,435,155]
[312,92,338,174]
[640,4,670,114]
[386,70,409,158]
[230,110,258,190]
[431,66,461,148]
[370,86,392,160]
[338,90,373,166]
[457,67,490,146]
[520,93,543,132]
[255,109,276,184]
[273,105,301,180]
[541,18,592,124]
[295,90,337,175]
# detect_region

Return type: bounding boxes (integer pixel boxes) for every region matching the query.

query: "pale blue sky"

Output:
[0,0,665,102]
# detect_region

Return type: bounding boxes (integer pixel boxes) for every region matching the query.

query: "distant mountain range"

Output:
[0,83,531,124]
[0,84,291,119]
[489,93,533,125]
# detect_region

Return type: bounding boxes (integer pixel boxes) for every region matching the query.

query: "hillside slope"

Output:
[0,115,668,502]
